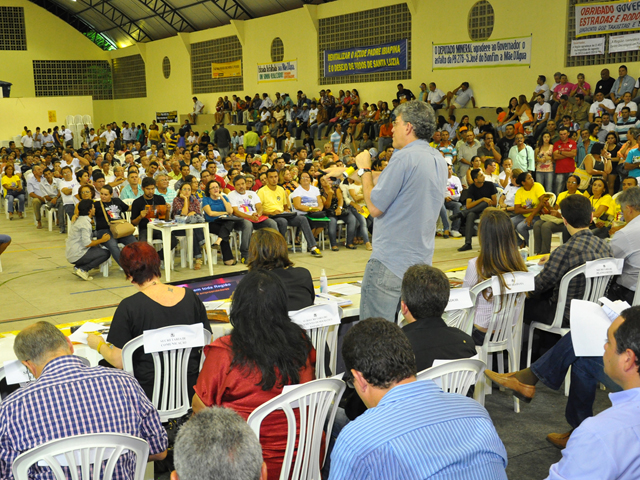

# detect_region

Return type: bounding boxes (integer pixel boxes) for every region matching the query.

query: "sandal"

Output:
[194,258,202,270]
[224,259,238,266]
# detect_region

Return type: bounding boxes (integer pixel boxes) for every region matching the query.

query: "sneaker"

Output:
[76,269,93,281]
[310,247,323,258]
[457,243,472,252]
[450,230,462,238]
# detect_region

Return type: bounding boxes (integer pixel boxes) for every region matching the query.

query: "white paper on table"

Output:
[315,293,352,307]
[445,288,473,311]
[585,258,624,278]
[491,272,535,295]
[143,324,206,354]
[4,359,35,385]
[327,283,361,296]
[68,322,109,345]
[570,299,612,357]
[599,297,631,322]
[203,300,226,311]
[290,303,341,330]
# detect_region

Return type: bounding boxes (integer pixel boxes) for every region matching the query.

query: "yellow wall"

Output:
[0,0,108,98]
[0,96,94,140]
[2,0,639,138]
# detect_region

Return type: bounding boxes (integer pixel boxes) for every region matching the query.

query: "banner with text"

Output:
[257,60,298,83]
[433,36,531,70]
[323,39,407,78]
[571,37,606,56]
[575,0,640,37]
[156,111,178,124]
[609,32,640,52]
[211,59,242,78]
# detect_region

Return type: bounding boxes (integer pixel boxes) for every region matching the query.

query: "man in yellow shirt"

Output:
[243,126,260,155]
[513,171,551,248]
[258,169,322,257]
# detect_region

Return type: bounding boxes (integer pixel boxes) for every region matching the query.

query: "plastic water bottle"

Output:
[320,269,328,294]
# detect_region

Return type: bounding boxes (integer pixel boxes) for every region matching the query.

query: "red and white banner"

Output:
[575,0,640,37]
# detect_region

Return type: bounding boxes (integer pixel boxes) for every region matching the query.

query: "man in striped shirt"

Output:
[330,318,507,480]
[0,322,168,479]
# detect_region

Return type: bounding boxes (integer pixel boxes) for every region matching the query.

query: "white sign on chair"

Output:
[491,272,536,295]
[289,303,341,330]
[585,258,624,278]
[445,288,473,311]
[143,324,205,354]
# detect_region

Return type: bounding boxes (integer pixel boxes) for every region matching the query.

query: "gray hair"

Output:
[394,100,436,142]
[155,173,169,181]
[628,128,639,140]
[617,186,640,212]
[14,321,69,364]
[174,407,263,480]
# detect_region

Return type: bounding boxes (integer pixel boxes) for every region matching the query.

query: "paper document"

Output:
[599,297,631,322]
[570,299,612,357]
[203,300,227,311]
[315,293,352,307]
[68,322,109,344]
[445,288,473,311]
[4,359,35,385]
[290,303,341,330]
[327,283,361,296]
[491,272,535,295]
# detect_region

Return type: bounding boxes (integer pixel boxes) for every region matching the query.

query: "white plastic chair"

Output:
[74,115,83,125]
[247,378,346,480]
[83,115,92,125]
[122,326,212,422]
[526,257,617,396]
[442,307,475,336]
[290,304,341,379]
[471,274,528,413]
[65,115,74,125]
[12,433,149,480]
[416,358,486,404]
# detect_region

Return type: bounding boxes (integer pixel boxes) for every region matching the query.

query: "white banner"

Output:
[257,60,297,83]
[571,37,606,56]
[575,0,640,37]
[609,32,640,52]
[432,36,531,70]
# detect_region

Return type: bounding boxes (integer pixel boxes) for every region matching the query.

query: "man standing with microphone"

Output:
[330,101,447,321]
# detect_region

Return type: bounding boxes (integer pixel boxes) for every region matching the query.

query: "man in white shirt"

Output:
[615,92,638,121]
[58,166,78,233]
[598,113,616,142]
[190,96,204,124]
[531,75,551,103]
[443,161,463,237]
[121,122,135,143]
[609,186,640,304]
[88,128,99,148]
[27,165,46,229]
[260,93,273,111]
[32,128,43,150]
[21,130,34,152]
[446,82,476,115]
[61,126,73,147]
[100,125,117,147]
[427,82,445,110]
[532,94,552,142]
[589,91,616,123]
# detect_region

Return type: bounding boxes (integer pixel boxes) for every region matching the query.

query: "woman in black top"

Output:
[86,242,211,400]
[247,228,314,311]
[93,184,137,266]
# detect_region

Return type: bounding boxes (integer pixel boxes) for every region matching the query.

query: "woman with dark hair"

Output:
[171,181,206,270]
[605,131,621,194]
[512,171,551,248]
[247,228,314,310]
[461,208,528,345]
[94,184,136,266]
[535,132,555,193]
[202,179,238,266]
[588,178,616,238]
[65,199,111,280]
[582,142,612,191]
[318,174,356,250]
[532,174,582,254]
[1,164,25,219]
[497,97,519,137]
[86,241,211,399]
[192,269,316,480]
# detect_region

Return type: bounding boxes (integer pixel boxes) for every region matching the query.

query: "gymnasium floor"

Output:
[0,209,611,479]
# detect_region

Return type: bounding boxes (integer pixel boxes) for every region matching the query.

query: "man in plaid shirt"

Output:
[0,322,167,479]
[525,194,612,327]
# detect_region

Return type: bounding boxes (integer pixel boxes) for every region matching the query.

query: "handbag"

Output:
[100,201,135,239]
[540,214,564,225]
[573,157,591,190]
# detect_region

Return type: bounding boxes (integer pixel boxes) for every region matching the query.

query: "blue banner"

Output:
[323,39,408,77]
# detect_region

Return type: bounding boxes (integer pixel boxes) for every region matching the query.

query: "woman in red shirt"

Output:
[192,270,316,479]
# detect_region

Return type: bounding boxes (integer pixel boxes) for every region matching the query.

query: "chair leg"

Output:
[526,324,536,367]
[564,367,571,397]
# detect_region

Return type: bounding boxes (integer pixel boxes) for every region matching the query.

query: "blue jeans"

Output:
[328,211,356,247]
[554,172,571,196]
[95,228,137,266]
[531,332,621,428]
[5,193,25,213]
[360,258,402,322]
[442,200,462,232]
[536,171,554,193]
[72,246,111,272]
[272,215,318,250]
[349,207,370,243]
[514,215,540,246]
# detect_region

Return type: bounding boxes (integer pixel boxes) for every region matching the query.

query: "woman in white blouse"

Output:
[462,208,528,345]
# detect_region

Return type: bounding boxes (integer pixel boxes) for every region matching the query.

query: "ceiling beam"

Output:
[208,0,252,20]
[136,0,195,32]
[73,0,153,43]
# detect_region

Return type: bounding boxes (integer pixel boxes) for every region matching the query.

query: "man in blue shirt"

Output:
[546,307,640,479]
[329,318,508,480]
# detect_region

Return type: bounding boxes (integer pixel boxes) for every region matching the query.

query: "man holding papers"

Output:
[546,307,640,479]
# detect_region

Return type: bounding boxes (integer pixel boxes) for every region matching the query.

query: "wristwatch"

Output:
[358,168,372,177]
